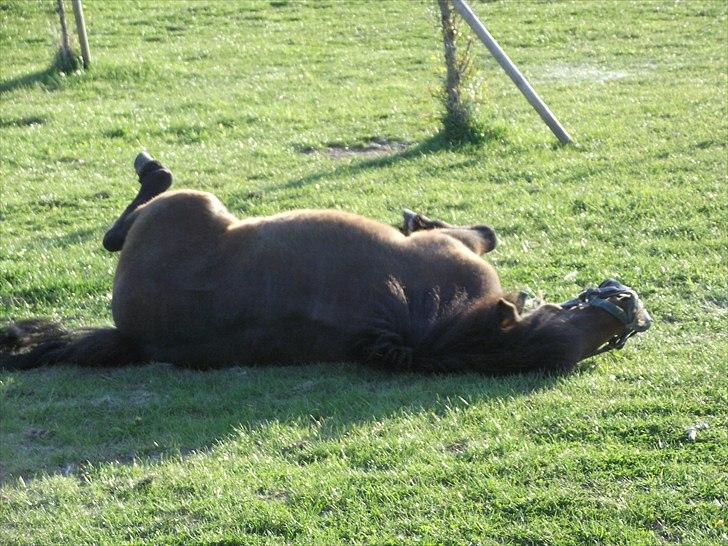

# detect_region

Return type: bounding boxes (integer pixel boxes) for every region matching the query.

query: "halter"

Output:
[561,279,652,355]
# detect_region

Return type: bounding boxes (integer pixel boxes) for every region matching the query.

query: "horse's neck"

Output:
[444,300,580,373]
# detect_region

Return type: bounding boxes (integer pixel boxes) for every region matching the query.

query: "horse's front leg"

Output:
[401,209,497,254]
[102,152,173,252]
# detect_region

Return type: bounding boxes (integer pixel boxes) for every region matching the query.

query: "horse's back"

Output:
[220,208,497,318]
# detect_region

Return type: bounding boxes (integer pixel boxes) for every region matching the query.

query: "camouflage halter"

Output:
[562,279,653,355]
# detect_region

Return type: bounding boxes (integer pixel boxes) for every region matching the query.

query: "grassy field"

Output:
[1,0,726,543]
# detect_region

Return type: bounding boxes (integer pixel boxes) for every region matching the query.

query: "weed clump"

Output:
[52,46,82,74]
[437,0,497,145]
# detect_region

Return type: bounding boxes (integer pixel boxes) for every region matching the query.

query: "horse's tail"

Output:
[0,319,142,370]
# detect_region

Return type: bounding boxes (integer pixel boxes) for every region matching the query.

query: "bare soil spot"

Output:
[534,63,631,83]
[301,138,410,160]
[23,427,54,439]
[90,389,159,408]
[257,488,290,502]
[445,439,469,454]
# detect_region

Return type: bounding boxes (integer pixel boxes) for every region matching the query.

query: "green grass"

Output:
[1,0,727,543]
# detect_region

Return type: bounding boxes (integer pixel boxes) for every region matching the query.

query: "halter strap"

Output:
[588,297,629,325]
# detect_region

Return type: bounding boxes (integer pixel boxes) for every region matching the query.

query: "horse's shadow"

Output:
[0,363,559,484]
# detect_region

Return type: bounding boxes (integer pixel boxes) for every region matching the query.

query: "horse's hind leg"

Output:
[103,152,173,252]
[401,209,453,234]
[402,209,497,254]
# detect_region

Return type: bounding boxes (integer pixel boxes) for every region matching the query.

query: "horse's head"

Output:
[520,279,652,358]
[102,152,173,252]
[493,279,652,370]
[559,279,652,354]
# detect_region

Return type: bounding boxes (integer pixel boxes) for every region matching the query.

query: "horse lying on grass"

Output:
[0,152,651,374]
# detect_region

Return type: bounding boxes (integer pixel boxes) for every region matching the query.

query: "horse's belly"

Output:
[112,262,361,364]
[141,318,351,367]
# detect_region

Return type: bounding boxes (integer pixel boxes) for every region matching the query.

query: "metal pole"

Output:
[70,0,91,68]
[451,0,573,144]
[56,0,71,63]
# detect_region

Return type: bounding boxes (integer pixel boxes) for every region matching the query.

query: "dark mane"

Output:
[354,281,580,374]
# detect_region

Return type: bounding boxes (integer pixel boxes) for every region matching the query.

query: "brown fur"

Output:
[1,189,630,373]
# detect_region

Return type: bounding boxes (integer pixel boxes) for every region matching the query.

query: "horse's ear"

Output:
[497,298,519,331]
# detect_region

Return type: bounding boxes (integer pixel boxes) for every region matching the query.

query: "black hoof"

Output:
[134,151,173,199]
[134,151,154,175]
[401,209,451,234]
[402,209,418,235]
[101,152,174,253]
[473,225,497,252]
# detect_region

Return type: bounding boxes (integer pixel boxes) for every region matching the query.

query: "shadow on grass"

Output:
[0,67,64,96]
[33,227,100,250]
[0,47,83,96]
[0,362,560,483]
[0,115,47,128]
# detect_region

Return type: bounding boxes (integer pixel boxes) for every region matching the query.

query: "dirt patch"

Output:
[90,389,160,408]
[295,379,320,392]
[445,439,469,454]
[301,139,410,160]
[534,63,631,83]
[257,488,290,502]
[23,427,54,439]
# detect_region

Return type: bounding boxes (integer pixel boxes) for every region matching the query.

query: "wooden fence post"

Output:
[71,0,91,68]
[451,0,573,144]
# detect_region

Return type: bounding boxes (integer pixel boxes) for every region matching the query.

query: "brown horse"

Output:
[0,153,651,373]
